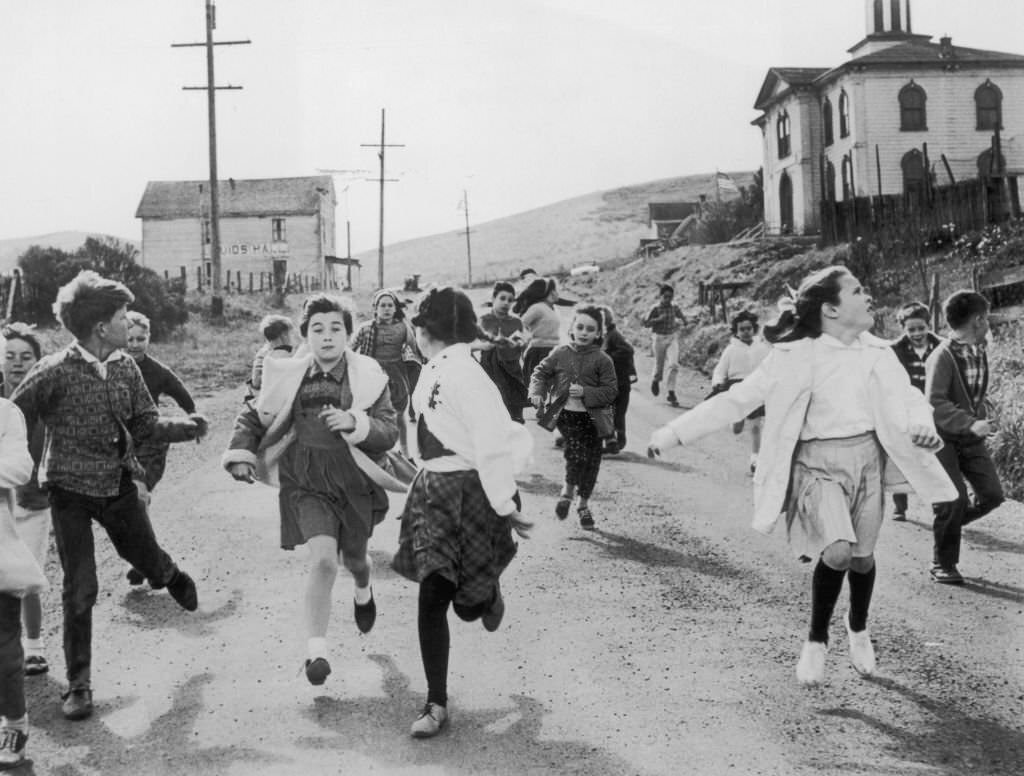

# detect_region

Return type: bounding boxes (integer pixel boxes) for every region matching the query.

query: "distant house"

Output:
[753,0,1024,235]
[647,202,701,240]
[135,176,336,282]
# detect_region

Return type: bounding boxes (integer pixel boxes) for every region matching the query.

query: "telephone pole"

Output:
[173,0,250,316]
[459,189,473,286]
[361,109,404,288]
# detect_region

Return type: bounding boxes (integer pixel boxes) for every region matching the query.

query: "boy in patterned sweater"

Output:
[11,271,207,722]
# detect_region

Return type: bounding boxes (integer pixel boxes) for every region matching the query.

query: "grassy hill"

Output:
[0,231,137,273]
[356,171,756,288]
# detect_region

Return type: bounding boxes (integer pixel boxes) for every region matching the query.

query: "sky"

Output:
[2,0,1024,254]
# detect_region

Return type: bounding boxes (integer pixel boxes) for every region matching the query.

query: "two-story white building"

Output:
[754,0,1024,235]
[135,176,336,281]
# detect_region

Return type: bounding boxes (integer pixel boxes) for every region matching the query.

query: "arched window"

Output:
[902,149,927,199]
[976,81,1002,131]
[825,160,836,202]
[776,111,791,158]
[779,172,794,233]
[841,154,854,199]
[899,82,927,131]
[839,90,850,138]
[823,98,834,146]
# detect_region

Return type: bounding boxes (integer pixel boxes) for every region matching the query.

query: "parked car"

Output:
[570,262,600,276]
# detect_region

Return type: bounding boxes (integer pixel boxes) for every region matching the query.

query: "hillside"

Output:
[0,231,137,272]
[356,171,756,288]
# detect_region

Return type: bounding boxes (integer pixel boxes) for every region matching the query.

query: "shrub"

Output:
[988,321,1024,500]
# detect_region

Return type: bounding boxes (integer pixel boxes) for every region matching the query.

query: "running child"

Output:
[598,306,636,454]
[514,277,562,381]
[246,314,296,401]
[641,284,687,407]
[476,282,529,423]
[1,324,51,676]
[351,289,419,455]
[224,294,399,686]
[710,311,770,474]
[648,266,954,686]
[0,395,36,769]
[925,290,1004,584]
[11,270,207,721]
[889,301,941,521]
[529,305,618,529]
[392,286,532,739]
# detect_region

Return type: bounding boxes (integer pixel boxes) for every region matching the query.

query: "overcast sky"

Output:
[2,1,1023,253]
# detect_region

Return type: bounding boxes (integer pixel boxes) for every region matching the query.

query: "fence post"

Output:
[197,266,203,293]
[249,273,254,293]
[180,267,187,290]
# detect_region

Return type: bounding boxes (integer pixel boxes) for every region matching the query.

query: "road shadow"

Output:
[964,529,1024,556]
[115,587,244,636]
[819,675,1024,776]
[960,577,1024,603]
[569,527,745,580]
[300,653,634,776]
[27,673,277,776]
[601,450,691,472]
[514,474,562,498]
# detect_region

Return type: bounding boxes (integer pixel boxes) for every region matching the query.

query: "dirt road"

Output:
[21,363,1024,776]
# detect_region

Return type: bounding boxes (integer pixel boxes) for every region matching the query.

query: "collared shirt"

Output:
[800,333,875,441]
[72,342,128,381]
[948,337,987,410]
[308,355,348,381]
[645,302,686,335]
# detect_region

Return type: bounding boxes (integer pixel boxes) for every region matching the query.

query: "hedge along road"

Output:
[20,356,1024,776]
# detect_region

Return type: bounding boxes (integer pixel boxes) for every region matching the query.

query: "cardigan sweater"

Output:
[136,355,196,413]
[11,346,198,498]
[890,332,941,393]
[925,338,991,443]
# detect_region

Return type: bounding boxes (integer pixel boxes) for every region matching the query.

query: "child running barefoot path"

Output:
[649,267,956,686]
[224,295,399,686]
[529,305,617,530]
[393,287,533,739]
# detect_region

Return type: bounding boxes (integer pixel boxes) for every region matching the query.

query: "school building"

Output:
[134,176,337,284]
[753,0,1024,235]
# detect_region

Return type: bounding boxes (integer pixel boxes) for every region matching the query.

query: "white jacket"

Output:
[0,398,34,528]
[652,333,957,533]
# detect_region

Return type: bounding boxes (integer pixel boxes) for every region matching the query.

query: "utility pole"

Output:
[458,189,473,286]
[173,0,250,317]
[361,109,404,288]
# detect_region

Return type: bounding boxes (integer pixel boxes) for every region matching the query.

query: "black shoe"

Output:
[930,565,964,585]
[651,379,660,397]
[667,391,679,407]
[892,511,907,522]
[126,567,145,586]
[602,442,620,456]
[578,506,596,530]
[61,687,94,721]
[354,590,377,634]
[0,726,27,768]
[304,657,331,686]
[481,585,505,632]
[167,570,198,612]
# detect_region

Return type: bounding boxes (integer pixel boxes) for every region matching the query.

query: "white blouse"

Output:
[800,334,875,441]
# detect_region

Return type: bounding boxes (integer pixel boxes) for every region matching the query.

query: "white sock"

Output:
[307,637,327,660]
[23,638,44,655]
[2,714,27,733]
[354,585,372,605]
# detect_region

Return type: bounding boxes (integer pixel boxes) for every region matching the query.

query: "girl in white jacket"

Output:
[649,267,956,687]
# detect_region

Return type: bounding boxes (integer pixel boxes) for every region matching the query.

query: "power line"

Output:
[360,109,404,289]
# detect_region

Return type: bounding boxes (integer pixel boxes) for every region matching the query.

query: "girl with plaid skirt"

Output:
[393,287,532,739]
[224,295,399,687]
[529,306,617,529]
[649,267,955,686]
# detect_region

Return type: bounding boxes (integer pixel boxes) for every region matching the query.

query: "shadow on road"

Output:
[115,587,244,637]
[301,653,633,776]
[820,675,1024,776]
[570,527,745,579]
[959,577,1024,603]
[964,529,1024,557]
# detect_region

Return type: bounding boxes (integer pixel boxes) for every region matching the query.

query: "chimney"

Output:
[939,35,954,59]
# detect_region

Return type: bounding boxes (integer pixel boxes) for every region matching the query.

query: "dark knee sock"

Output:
[847,563,876,632]
[809,559,847,644]
[418,573,456,707]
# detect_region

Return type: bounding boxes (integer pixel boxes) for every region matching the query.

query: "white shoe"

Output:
[410,702,448,738]
[795,640,827,686]
[845,614,876,676]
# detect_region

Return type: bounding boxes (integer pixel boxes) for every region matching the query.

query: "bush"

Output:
[988,321,1024,500]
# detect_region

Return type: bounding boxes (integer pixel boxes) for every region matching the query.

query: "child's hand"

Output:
[507,510,533,539]
[969,419,996,438]
[188,413,209,442]
[629,375,638,384]
[909,423,941,450]
[228,462,256,483]
[568,382,584,398]
[319,406,356,433]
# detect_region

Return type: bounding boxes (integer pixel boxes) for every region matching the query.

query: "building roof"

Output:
[135,176,335,219]
[647,201,699,226]
[753,67,829,111]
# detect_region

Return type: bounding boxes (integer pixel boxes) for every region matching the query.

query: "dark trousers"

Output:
[556,410,603,498]
[418,572,489,707]
[932,439,1004,568]
[0,594,24,719]
[49,477,178,689]
[612,383,631,448]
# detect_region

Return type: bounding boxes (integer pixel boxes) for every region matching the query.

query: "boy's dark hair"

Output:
[944,290,990,330]
[299,294,353,337]
[571,304,605,346]
[895,301,930,326]
[53,270,134,340]
[259,314,294,341]
[763,266,850,344]
[518,268,537,279]
[657,284,674,297]
[1,322,42,360]
[492,281,516,298]
[513,277,557,315]
[730,310,759,335]
[411,286,480,344]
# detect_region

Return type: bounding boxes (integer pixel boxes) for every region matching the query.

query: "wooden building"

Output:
[135,176,337,283]
[753,0,1024,235]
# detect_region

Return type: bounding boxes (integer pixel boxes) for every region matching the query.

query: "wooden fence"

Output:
[161,266,343,295]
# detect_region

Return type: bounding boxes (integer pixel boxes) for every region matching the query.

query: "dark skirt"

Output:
[393,469,518,608]
[381,361,410,413]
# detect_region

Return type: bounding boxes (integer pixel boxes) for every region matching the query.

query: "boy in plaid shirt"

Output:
[11,271,207,721]
[641,284,687,407]
[924,290,1004,585]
